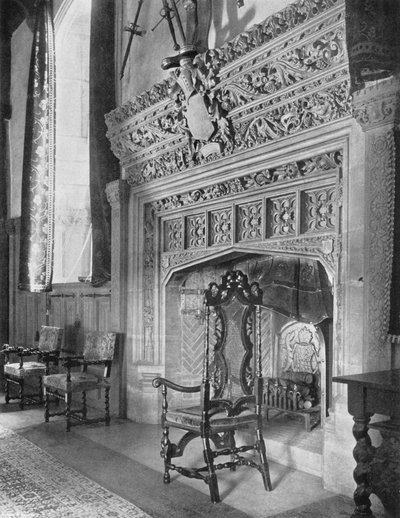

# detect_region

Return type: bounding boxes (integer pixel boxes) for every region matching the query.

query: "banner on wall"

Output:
[19,0,56,292]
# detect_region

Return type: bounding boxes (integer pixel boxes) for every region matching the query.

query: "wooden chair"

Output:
[43,331,116,432]
[153,270,272,503]
[3,326,64,409]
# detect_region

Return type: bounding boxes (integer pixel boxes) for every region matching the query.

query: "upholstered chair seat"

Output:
[2,326,64,409]
[43,331,117,431]
[43,372,100,392]
[4,362,47,378]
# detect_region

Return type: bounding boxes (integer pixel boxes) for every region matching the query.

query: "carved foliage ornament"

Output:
[151,151,342,213]
[106,0,350,186]
[106,0,341,127]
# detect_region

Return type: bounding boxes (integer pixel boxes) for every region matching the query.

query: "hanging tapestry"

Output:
[89,0,119,287]
[19,0,55,292]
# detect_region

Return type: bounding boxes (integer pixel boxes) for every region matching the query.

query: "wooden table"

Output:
[333,370,400,517]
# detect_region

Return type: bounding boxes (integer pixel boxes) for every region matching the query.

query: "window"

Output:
[53,0,92,283]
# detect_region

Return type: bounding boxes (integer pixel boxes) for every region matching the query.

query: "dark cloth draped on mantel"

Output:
[19,0,55,292]
[89,0,119,287]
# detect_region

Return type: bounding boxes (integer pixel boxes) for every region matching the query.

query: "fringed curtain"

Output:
[19,0,55,292]
[89,0,119,287]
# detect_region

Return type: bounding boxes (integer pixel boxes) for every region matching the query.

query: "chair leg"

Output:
[19,379,24,410]
[256,429,272,491]
[44,388,50,422]
[202,436,220,503]
[82,391,87,419]
[38,376,43,404]
[105,387,110,426]
[161,424,172,484]
[228,431,237,471]
[66,393,72,432]
[4,377,10,404]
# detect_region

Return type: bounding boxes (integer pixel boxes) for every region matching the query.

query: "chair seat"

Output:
[166,405,257,432]
[43,372,100,393]
[4,362,46,378]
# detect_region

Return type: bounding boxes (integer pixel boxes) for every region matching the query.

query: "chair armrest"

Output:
[82,359,111,366]
[62,355,84,369]
[152,376,201,393]
[2,345,38,356]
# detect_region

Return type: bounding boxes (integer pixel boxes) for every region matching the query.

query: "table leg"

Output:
[351,415,375,517]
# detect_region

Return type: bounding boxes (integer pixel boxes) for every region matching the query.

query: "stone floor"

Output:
[0,395,388,518]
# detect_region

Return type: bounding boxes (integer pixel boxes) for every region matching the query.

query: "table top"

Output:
[333,369,400,392]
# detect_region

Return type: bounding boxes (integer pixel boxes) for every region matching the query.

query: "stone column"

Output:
[106,178,130,417]
[352,76,400,371]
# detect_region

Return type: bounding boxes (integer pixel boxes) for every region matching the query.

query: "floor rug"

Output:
[0,424,151,517]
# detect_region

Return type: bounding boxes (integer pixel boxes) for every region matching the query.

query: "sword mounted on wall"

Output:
[120,0,146,80]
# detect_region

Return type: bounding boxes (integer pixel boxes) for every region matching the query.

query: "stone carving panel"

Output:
[143,204,155,361]
[302,186,336,233]
[267,194,296,237]
[237,201,263,242]
[365,129,395,360]
[209,208,233,246]
[164,218,183,252]
[186,214,206,249]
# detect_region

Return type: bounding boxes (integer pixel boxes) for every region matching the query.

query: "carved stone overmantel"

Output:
[106,0,350,188]
[352,77,400,369]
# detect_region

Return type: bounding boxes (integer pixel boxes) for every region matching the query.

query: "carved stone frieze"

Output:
[216,27,345,111]
[125,79,349,185]
[151,150,342,213]
[161,249,211,277]
[105,79,172,127]
[161,234,339,281]
[248,235,338,275]
[234,80,350,148]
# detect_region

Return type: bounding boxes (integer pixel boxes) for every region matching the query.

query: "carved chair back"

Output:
[203,270,264,413]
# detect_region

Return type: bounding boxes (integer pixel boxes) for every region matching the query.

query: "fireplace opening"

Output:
[164,253,333,431]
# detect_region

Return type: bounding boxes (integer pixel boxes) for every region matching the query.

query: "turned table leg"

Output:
[351,415,375,518]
